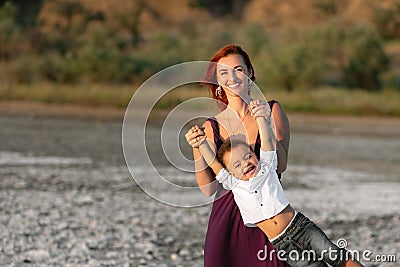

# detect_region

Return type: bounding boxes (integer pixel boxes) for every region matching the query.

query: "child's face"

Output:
[223,144,260,180]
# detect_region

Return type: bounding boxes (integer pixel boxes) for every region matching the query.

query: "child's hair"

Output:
[217,139,254,167]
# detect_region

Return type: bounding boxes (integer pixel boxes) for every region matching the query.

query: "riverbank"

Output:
[1,100,400,135]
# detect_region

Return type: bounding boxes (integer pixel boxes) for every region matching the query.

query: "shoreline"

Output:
[1,100,400,137]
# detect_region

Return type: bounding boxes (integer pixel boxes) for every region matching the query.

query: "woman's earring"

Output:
[216,86,223,98]
[248,78,253,89]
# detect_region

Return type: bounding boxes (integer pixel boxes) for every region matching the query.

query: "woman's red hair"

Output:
[203,44,256,110]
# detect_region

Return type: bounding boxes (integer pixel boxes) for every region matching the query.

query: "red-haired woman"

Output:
[186,44,291,266]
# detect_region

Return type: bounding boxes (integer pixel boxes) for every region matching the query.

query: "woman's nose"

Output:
[227,70,239,82]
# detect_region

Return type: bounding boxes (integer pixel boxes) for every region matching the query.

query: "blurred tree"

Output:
[0,1,21,61]
[38,1,104,55]
[312,0,338,16]
[343,27,389,91]
[115,0,145,47]
[373,4,400,40]
[110,0,161,47]
[51,1,85,35]
[190,0,249,18]
[0,0,42,27]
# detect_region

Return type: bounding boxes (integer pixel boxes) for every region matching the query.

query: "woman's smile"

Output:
[227,82,242,89]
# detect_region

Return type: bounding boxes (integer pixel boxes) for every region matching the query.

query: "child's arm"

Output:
[186,125,236,189]
[185,125,222,172]
[198,138,224,175]
[198,140,238,189]
[257,116,276,152]
[250,100,276,151]
[250,100,278,170]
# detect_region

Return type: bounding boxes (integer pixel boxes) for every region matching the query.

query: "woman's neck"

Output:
[226,97,249,119]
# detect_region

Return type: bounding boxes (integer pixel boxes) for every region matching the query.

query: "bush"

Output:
[39,53,82,84]
[343,26,389,91]
[0,1,22,61]
[5,55,41,84]
[258,29,325,92]
[77,42,152,83]
[239,22,269,58]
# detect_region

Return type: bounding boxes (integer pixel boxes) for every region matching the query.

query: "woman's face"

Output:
[216,54,252,99]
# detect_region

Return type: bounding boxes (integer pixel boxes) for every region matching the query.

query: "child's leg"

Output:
[293,213,364,267]
[258,215,329,267]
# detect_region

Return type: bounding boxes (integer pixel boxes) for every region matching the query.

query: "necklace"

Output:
[226,109,249,136]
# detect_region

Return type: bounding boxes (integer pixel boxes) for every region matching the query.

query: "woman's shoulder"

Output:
[268,99,279,108]
[203,111,225,127]
[203,111,226,140]
[213,110,226,120]
[269,100,287,117]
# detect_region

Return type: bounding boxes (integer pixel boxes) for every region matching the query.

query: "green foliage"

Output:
[0,1,18,20]
[255,22,389,92]
[0,0,396,97]
[77,42,152,83]
[239,23,269,57]
[382,70,400,90]
[6,55,40,84]
[39,52,82,84]
[343,27,389,91]
[266,44,324,91]
[254,28,326,92]
[0,1,21,61]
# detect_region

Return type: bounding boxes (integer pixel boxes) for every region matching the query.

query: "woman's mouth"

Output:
[227,82,241,89]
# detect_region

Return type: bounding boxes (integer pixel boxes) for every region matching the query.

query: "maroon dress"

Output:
[204,101,289,267]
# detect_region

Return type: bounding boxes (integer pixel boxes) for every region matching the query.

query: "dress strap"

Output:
[206,117,223,149]
[206,117,225,198]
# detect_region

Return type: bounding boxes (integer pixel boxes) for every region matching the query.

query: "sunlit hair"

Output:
[203,44,256,110]
[217,139,255,168]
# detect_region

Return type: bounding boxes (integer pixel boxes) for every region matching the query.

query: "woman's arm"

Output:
[187,120,219,196]
[271,102,290,174]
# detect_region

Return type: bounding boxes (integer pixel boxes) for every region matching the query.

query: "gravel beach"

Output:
[0,106,399,266]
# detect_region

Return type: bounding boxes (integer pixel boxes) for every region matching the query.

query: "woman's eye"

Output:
[234,164,240,169]
[245,154,251,160]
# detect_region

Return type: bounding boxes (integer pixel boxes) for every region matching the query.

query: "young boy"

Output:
[189,100,363,267]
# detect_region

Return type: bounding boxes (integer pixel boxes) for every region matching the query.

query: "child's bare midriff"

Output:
[257,205,295,239]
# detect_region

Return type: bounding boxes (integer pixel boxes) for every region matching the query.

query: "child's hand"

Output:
[249,100,271,119]
[185,125,206,149]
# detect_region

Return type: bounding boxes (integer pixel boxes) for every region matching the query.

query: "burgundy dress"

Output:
[204,101,289,267]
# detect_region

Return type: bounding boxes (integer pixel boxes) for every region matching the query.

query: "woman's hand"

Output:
[249,99,271,119]
[185,125,206,149]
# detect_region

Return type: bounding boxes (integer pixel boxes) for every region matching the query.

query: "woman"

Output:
[186,44,290,266]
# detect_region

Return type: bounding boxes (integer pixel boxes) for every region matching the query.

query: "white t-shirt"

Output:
[215,150,290,227]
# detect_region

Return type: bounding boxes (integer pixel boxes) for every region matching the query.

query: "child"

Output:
[188,100,363,267]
